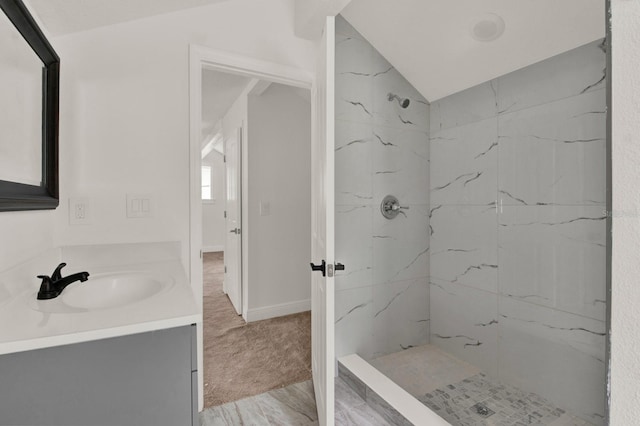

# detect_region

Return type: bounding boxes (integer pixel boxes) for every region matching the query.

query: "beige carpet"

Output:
[202,252,312,408]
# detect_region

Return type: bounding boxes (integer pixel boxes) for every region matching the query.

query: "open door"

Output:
[310,16,336,426]
[224,127,242,315]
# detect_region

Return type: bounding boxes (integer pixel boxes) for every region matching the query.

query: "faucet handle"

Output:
[51,263,67,281]
[36,275,58,300]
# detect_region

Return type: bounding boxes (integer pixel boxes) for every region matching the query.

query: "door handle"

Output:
[229,228,241,234]
[310,260,326,277]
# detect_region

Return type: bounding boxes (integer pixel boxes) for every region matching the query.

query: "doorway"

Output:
[190,48,315,410]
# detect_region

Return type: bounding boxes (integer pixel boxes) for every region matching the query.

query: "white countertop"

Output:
[0,243,200,356]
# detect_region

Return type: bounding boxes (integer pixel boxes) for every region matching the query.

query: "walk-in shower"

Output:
[334,10,607,426]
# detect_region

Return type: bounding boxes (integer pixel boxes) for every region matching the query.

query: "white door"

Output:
[224,127,242,315]
[311,16,336,426]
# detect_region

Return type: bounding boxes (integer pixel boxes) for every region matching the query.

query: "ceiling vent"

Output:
[470,13,505,42]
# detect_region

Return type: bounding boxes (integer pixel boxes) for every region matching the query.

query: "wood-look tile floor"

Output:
[202,252,312,408]
[200,378,392,426]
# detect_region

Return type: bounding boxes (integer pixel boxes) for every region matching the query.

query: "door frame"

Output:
[188,44,314,411]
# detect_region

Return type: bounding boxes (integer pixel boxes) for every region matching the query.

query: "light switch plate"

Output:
[69,198,92,225]
[127,194,153,218]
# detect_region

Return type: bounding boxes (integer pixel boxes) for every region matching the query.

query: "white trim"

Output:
[192,45,313,89]
[248,80,273,96]
[189,44,314,412]
[245,299,311,323]
[338,354,452,426]
[202,245,224,253]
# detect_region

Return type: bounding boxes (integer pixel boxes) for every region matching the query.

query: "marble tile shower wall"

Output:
[334,16,430,361]
[429,40,606,425]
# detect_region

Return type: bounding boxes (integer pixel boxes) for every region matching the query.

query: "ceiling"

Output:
[24,0,605,102]
[341,0,605,101]
[27,0,233,36]
[202,70,251,155]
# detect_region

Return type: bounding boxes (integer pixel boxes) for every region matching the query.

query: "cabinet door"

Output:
[0,326,194,426]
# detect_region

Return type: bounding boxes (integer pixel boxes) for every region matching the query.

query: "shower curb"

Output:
[338,354,451,426]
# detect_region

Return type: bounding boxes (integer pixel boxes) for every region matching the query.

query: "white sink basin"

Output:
[60,273,172,311]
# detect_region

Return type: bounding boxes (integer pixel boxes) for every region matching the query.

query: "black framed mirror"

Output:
[0,0,59,211]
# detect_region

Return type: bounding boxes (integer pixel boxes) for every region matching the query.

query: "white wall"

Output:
[48,0,315,276]
[201,151,225,252]
[610,0,640,423]
[0,1,57,273]
[246,84,311,318]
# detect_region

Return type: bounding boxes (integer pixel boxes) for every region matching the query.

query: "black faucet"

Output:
[37,263,90,300]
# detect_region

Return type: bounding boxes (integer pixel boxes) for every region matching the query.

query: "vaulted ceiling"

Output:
[201,70,250,145]
[25,0,605,102]
[27,0,233,36]
[341,0,605,101]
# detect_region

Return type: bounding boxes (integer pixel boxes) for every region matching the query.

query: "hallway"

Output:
[202,252,312,407]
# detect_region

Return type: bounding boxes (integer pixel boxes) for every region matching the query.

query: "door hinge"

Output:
[224,211,227,218]
[200,250,203,259]
[223,155,226,163]
[224,266,227,273]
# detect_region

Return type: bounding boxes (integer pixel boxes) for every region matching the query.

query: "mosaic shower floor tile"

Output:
[418,373,592,426]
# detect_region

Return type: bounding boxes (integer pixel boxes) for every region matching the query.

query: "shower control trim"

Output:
[381,195,409,219]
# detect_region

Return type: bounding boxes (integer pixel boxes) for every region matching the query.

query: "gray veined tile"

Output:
[372,278,429,358]
[335,287,374,359]
[498,39,606,115]
[335,205,373,291]
[498,296,606,425]
[218,398,268,425]
[499,205,606,321]
[338,362,368,401]
[372,125,429,205]
[292,380,316,402]
[498,89,606,206]
[335,120,373,205]
[200,405,228,426]
[372,204,429,285]
[429,205,498,293]
[335,32,374,124]
[335,403,393,426]
[365,388,413,426]
[256,381,318,425]
[370,50,429,132]
[430,281,498,377]
[430,116,498,206]
[430,80,498,131]
[335,377,366,414]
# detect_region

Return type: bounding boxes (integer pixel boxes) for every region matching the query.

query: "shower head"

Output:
[387,93,410,108]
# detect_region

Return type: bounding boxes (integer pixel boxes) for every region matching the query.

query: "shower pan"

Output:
[334,13,607,426]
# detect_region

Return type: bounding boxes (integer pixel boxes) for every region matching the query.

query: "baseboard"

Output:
[202,245,224,253]
[245,299,310,322]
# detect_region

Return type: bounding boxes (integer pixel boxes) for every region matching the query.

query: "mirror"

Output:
[0,0,59,211]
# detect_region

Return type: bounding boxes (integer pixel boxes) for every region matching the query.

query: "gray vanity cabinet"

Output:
[0,324,198,426]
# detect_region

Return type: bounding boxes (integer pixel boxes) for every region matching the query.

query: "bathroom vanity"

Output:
[0,325,198,426]
[0,243,200,426]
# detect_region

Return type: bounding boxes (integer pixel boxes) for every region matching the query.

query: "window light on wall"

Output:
[202,165,213,201]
